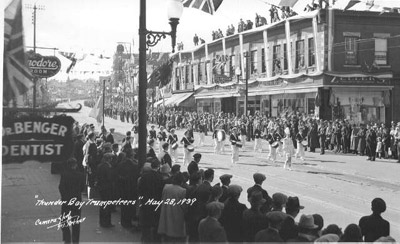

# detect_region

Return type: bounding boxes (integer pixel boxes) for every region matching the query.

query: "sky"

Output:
[16,0,275,56]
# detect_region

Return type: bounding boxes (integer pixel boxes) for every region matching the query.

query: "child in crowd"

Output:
[376,137,383,159]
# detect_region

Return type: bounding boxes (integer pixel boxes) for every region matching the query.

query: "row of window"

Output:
[344,35,388,65]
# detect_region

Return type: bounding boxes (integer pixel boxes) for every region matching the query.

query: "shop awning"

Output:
[154,98,167,107]
[249,86,320,96]
[195,92,240,100]
[164,92,194,106]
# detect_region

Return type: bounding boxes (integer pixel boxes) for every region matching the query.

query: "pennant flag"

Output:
[3,0,34,104]
[59,51,78,73]
[279,0,299,7]
[89,96,104,124]
[344,0,362,10]
[182,0,224,15]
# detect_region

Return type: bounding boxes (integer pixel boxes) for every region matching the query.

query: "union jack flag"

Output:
[59,51,77,73]
[3,0,33,104]
[182,0,224,15]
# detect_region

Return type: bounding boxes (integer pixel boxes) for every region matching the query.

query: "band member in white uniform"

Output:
[181,130,194,166]
[274,127,283,157]
[213,126,225,154]
[198,120,206,147]
[230,127,240,165]
[266,129,277,163]
[253,124,262,152]
[282,127,294,170]
[167,128,179,163]
[157,126,167,154]
[132,123,139,148]
[295,127,306,162]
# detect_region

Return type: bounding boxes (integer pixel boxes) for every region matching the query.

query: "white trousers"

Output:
[295,142,305,160]
[199,133,205,146]
[183,148,192,165]
[214,139,222,154]
[231,145,239,163]
[169,147,178,163]
[254,138,262,152]
[268,145,277,162]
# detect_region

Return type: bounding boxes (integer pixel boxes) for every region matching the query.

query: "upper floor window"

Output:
[374,33,389,65]
[273,45,282,75]
[296,40,305,69]
[261,48,266,73]
[345,36,359,65]
[308,38,315,67]
[250,50,258,75]
[198,62,203,83]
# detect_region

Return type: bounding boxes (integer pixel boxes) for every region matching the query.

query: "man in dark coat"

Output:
[359,198,390,242]
[187,153,201,176]
[366,124,377,161]
[117,155,140,228]
[198,202,227,242]
[138,159,164,242]
[218,174,232,203]
[318,122,326,155]
[255,211,285,242]
[220,185,247,242]
[280,196,304,241]
[242,191,269,242]
[97,153,115,228]
[59,158,85,243]
[247,173,272,213]
[105,128,115,144]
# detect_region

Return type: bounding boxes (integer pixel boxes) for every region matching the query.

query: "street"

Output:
[2,101,400,242]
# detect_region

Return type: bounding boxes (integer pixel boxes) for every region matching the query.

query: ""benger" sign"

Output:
[2,116,75,163]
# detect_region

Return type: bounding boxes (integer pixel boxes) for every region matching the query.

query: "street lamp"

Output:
[138,0,183,165]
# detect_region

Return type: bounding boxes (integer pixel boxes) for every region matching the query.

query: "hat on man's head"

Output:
[250,191,266,205]
[160,164,171,174]
[109,128,115,132]
[272,192,288,207]
[298,214,318,230]
[228,184,242,197]
[211,184,223,198]
[266,211,287,225]
[219,174,233,183]
[314,234,340,243]
[171,164,181,174]
[206,201,224,213]
[253,173,266,183]
[286,196,304,211]
[90,124,95,128]
[193,153,202,159]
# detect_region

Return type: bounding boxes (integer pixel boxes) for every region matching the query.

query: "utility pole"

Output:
[26,3,45,108]
[244,51,249,117]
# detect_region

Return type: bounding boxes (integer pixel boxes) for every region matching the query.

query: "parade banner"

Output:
[2,116,75,163]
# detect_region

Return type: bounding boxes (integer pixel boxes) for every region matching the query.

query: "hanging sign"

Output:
[2,115,75,163]
[28,54,61,78]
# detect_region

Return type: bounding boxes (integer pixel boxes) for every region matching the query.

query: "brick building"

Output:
[166,8,400,124]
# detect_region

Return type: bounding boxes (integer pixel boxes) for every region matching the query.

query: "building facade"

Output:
[168,8,400,124]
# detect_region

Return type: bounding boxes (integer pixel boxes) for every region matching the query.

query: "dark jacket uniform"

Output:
[220,197,247,242]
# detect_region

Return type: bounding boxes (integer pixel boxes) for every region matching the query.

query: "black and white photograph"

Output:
[2,0,400,243]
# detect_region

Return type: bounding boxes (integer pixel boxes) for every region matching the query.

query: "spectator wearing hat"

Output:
[312,213,324,238]
[359,198,390,242]
[97,153,116,228]
[116,152,140,228]
[185,171,203,242]
[208,184,223,203]
[279,196,304,241]
[230,127,240,165]
[219,174,232,203]
[271,192,288,212]
[73,134,85,172]
[188,153,201,176]
[322,224,343,237]
[146,139,157,161]
[198,202,227,242]
[167,128,179,163]
[112,143,119,157]
[105,128,115,144]
[59,158,85,243]
[242,191,269,242]
[247,173,273,213]
[255,211,285,242]
[339,223,362,242]
[158,172,187,242]
[149,125,157,140]
[158,143,172,168]
[220,184,247,242]
[138,159,164,242]
[287,214,319,242]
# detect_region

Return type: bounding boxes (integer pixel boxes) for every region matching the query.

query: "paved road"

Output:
[2,101,399,242]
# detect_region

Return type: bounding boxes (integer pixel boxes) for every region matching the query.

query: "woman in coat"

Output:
[357,126,367,156]
[350,124,359,154]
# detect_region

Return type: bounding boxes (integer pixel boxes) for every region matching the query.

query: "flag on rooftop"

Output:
[279,0,299,7]
[182,0,224,15]
[3,0,33,104]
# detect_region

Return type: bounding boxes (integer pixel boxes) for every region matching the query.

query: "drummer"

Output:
[198,120,206,147]
[266,128,277,163]
[230,126,240,165]
[181,130,194,166]
[254,124,263,153]
[167,128,179,163]
[213,124,225,154]
[282,127,294,170]
[157,126,167,154]
[274,125,284,157]
[295,126,306,162]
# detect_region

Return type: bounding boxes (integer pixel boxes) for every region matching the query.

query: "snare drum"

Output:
[187,145,195,152]
[272,141,280,148]
[236,142,243,148]
[301,140,308,147]
[217,130,226,142]
[171,143,178,150]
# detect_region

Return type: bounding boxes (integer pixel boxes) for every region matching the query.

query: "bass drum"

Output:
[171,143,178,150]
[217,130,226,142]
[271,141,280,148]
[235,142,243,148]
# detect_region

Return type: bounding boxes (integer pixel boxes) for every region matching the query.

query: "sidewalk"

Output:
[1,161,141,242]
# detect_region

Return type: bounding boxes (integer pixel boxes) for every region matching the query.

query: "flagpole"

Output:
[102,78,105,128]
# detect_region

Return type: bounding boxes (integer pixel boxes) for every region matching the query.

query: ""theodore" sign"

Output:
[28,54,61,78]
[2,116,75,163]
